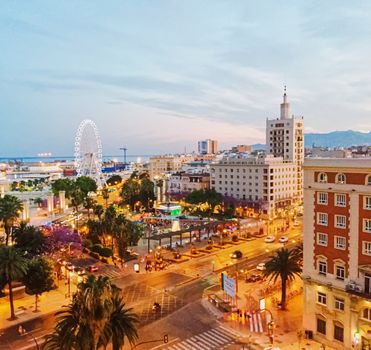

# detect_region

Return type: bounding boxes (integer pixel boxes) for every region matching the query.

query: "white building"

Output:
[198,139,218,155]
[167,172,210,195]
[210,154,296,216]
[266,90,304,200]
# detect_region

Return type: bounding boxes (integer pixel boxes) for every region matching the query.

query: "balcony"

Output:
[345,282,371,300]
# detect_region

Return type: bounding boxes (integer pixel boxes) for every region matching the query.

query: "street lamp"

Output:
[18,325,40,350]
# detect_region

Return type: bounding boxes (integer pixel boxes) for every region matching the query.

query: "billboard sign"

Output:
[221,273,236,298]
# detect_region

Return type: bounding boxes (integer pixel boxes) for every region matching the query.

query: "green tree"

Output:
[84,197,97,219]
[0,194,23,245]
[33,197,43,208]
[76,176,98,197]
[51,178,75,199]
[263,247,302,310]
[70,187,84,232]
[93,204,104,220]
[10,182,18,191]
[43,275,138,350]
[120,179,140,211]
[102,187,110,208]
[106,175,122,186]
[13,222,46,257]
[0,245,28,319]
[23,257,55,312]
[138,178,155,210]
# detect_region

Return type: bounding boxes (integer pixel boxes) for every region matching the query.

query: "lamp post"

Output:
[18,325,40,350]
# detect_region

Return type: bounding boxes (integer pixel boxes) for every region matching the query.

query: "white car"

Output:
[279,236,288,243]
[264,235,275,243]
[257,262,266,271]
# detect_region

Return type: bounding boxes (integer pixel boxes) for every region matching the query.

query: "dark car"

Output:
[73,267,86,276]
[246,274,263,283]
[87,265,99,272]
[230,250,243,259]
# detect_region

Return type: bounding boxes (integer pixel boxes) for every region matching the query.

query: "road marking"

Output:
[149,337,179,349]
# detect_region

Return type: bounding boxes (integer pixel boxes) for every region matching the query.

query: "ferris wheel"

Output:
[74,119,105,187]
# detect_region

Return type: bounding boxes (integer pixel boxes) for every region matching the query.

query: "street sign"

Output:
[221,273,236,298]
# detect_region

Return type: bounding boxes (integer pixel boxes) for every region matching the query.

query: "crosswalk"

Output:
[161,326,241,350]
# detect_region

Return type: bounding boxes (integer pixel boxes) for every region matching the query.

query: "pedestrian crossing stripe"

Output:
[160,326,238,350]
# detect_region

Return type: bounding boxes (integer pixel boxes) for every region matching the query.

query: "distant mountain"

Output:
[304,130,371,148]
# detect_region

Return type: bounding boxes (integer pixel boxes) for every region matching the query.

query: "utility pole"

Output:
[119,146,127,164]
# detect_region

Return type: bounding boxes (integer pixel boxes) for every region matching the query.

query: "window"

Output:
[318,192,328,205]
[335,298,344,311]
[317,233,328,246]
[364,219,371,233]
[335,236,346,250]
[335,215,346,229]
[318,173,327,183]
[363,308,371,320]
[317,318,326,335]
[364,196,371,210]
[335,265,345,280]
[334,324,344,342]
[319,261,327,276]
[317,213,328,226]
[363,241,371,256]
[366,175,371,185]
[318,292,327,305]
[336,173,346,184]
[335,194,346,207]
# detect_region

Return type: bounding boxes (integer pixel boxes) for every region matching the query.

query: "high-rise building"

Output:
[198,139,218,155]
[266,90,304,200]
[303,158,371,349]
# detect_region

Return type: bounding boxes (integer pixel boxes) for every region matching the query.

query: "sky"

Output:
[1,1,371,157]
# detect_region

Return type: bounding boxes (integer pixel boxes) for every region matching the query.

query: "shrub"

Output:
[82,239,93,248]
[100,258,108,263]
[99,247,112,257]
[92,244,103,253]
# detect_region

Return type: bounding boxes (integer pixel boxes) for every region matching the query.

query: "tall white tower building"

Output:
[266,89,304,200]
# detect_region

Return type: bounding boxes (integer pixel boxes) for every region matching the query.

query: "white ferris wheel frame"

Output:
[74,119,104,185]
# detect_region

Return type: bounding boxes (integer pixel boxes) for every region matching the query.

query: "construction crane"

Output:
[119,146,127,164]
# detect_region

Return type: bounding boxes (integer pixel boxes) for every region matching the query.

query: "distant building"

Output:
[148,155,195,180]
[198,139,218,155]
[266,90,304,200]
[167,172,210,196]
[303,158,371,349]
[306,147,352,159]
[231,145,252,153]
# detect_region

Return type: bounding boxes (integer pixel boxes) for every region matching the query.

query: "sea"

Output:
[0,155,152,164]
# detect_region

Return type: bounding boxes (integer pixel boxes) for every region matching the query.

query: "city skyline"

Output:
[2,1,371,156]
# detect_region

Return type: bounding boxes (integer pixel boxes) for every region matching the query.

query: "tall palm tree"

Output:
[0,245,28,319]
[263,247,302,310]
[84,197,97,219]
[99,292,138,350]
[44,275,138,350]
[93,204,104,220]
[70,187,84,233]
[0,195,23,245]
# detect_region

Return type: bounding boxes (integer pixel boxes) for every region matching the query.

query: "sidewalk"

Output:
[0,279,75,331]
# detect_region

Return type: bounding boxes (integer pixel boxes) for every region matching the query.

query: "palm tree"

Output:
[99,292,138,350]
[263,247,302,310]
[93,204,104,220]
[0,195,23,245]
[84,197,97,219]
[44,275,138,350]
[70,187,84,233]
[102,187,109,208]
[0,245,28,319]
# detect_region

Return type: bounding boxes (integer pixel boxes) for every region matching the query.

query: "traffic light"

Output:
[164,335,168,344]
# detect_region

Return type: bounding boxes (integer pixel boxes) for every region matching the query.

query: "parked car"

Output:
[230,250,243,259]
[87,265,99,272]
[279,236,288,243]
[264,235,275,243]
[246,274,262,283]
[256,262,266,271]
